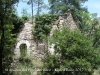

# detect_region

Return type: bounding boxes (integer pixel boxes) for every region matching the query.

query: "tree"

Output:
[33,14,58,40]
[34,0,47,15]
[21,8,31,21]
[0,0,20,74]
[43,26,100,75]
[27,0,47,15]
[93,26,100,49]
[11,14,24,34]
[2,24,16,75]
[48,0,88,30]
[80,12,99,33]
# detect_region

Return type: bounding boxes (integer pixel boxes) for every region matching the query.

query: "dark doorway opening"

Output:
[20,44,27,57]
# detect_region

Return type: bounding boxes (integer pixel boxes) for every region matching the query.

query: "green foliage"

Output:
[90,13,99,30]
[11,14,24,34]
[79,12,99,34]
[48,0,88,30]
[0,0,24,75]
[33,14,59,41]
[27,0,47,15]
[1,11,24,75]
[13,71,31,75]
[13,57,32,75]
[2,24,16,75]
[4,24,16,52]
[20,44,27,57]
[13,57,44,75]
[19,57,33,67]
[21,8,31,20]
[93,26,100,48]
[42,26,100,75]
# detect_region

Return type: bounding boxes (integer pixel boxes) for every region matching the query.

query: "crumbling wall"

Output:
[14,13,77,59]
[49,13,77,54]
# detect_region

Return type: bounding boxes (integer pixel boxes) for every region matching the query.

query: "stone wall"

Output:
[14,13,77,59]
[50,13,77,36]
[49,13,77,54]
[14,20,45,59]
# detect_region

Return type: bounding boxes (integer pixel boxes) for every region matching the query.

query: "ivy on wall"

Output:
[33,14,59,41]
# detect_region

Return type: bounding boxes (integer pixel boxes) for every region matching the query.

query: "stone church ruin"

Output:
[14,13,77,59]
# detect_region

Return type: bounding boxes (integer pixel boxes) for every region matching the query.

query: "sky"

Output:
[16,0,100,17]
[84,0,100,17]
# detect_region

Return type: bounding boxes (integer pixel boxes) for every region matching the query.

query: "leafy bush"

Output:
[33,14,59,41]
[42,26,100,75]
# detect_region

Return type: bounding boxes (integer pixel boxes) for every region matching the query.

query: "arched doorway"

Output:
[20,44,27,57]
[14,40,31,57]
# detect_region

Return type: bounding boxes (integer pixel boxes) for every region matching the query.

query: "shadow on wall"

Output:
[20,44,27,57]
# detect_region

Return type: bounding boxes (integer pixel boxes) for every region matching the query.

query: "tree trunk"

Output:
[0,18,4,75]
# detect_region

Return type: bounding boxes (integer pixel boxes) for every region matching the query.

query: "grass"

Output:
[12,56,43,75]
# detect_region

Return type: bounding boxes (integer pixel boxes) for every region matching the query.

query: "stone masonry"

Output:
[14,21,35,58]
[14,13,77,59]
[50,12,77,36]
[48,13,77,54]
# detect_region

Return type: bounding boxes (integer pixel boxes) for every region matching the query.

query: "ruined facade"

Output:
[14,13,77,59]
[14,21,35,57]
[50,13,77,36]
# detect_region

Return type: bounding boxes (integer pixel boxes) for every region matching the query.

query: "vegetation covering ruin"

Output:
[0,0,100,75]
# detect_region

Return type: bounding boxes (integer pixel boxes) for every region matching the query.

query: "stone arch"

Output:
[14,40,31,57]
[16,40,30,49]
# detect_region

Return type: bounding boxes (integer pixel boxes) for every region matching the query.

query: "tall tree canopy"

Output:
[27,0,47,15]
[0,0,24,75]
[48,0,88,30]
[0,0,19,54]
